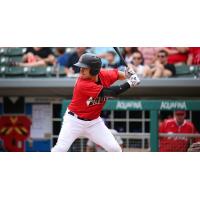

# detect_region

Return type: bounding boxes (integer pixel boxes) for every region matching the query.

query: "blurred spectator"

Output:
[159,110,199,152]
[147,50,176,78]
[90,47,114,55]
[86,129,123,152]
[19,47,56,67]
[55,47,70,68]
[163,47,189,66]
[90,48,121,66]
[187,47,200,66]
[128,51,151,77]
[102,51,120,69]
[138,47,161,65]
[122,47,138,64]
[65,47,87,75]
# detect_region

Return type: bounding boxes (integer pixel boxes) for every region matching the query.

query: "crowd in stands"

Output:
[1,47,200,78]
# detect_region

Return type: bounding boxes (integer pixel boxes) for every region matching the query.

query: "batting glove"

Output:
[127,73,141,87]
[125,67,136,79]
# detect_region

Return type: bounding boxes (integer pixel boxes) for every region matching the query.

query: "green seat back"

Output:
[51,66,66,77]
[0,57,9,66]
[27,66,52,77]
[4,67,28,77]
[3,48,26,56]
[175,65,191,75]
[0,66,6,77]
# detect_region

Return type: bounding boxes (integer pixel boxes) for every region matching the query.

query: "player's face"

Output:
[175,113,185,124]
[79,67,91,79]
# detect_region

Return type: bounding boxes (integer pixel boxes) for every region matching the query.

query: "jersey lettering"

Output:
[86,97,108,106]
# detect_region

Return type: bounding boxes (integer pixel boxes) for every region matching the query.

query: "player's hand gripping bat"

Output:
[113,47,141,85]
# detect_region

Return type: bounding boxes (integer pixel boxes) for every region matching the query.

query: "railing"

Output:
[52,133,150,152]
[159,133,200,152]
[159,133,200,138]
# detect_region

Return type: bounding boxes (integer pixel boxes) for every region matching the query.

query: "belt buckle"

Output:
[68,111,75,117]
[78,116,89,121]
[68,110,91,121]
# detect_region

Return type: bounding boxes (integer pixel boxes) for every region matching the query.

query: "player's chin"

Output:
[80,74,88,79]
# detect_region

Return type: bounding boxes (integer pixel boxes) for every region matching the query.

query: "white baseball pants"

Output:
[51,110,122,152]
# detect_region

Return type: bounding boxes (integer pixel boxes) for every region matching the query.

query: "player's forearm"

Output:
[118,71,126,80]
[99,82,130,98]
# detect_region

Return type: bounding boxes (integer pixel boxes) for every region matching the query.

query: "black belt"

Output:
[68,111,92,121]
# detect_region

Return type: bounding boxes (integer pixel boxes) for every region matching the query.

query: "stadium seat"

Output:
[0,48,26,57]
[0,48,9,56]
[51,66,66,77]
[189,65,200,78]
[0,66,6,77]
[0,56,22,66]
[0,57,9,66]
[175,65,200,78]
[175,65,190,75]
[175,65,194,77]
[27,66,52,77]
[4,66,28,77]
[10,56,23,62]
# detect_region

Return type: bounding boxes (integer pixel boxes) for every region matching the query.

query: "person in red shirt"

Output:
[52,53,140,152]
[163,47,189,65]
[159,110,198,152]
[187,47,200,66]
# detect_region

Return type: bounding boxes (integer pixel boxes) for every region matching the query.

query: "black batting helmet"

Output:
[74,53,102,76]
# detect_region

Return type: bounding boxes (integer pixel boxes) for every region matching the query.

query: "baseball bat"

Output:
[113,47,129,68]
[113,47,140,85]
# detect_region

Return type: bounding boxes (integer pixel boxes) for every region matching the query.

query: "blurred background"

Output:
[0,47,200,152]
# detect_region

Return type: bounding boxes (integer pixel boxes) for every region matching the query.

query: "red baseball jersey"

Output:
[68,69,119,120]
[159,118,198,152]
[189,47,200,65]
[0,115,31,152]
[167,47,188,64]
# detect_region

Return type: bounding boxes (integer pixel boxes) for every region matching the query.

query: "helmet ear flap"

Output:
[90,56,101,75]
[90,67,100,76]
[90,65,101,76]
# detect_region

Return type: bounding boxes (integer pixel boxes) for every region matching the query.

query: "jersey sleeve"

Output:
[107,69,119,86]
[78,80,103,98]
[100,69,119,86]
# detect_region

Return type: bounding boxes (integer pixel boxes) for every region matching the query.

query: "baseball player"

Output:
[159,110,198,152]
[86,129,123,152]
[51,53,140,152]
